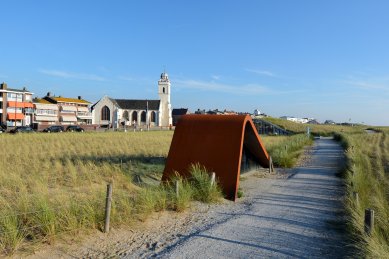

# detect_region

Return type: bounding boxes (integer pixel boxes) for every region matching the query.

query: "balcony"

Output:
[77,111,92,120]
[24,108,34,114]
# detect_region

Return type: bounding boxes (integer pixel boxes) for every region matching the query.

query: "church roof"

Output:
[113,99,160,110]
[172,108,189,116]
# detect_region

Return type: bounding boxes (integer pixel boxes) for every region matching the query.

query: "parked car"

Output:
[0,123,7,133]
[10,126,35,134]
[42,125,64,133]
[66,125,85,132]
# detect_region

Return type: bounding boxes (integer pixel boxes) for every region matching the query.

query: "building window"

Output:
[151,111,156,122]
[101,106,110,121]
[141,111,146,122]
[7,93,22,101]
[123,110,129,121]
[163,87,165,94]
[132,111,137,122]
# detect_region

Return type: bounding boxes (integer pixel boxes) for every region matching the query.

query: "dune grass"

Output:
[261,134,313,167]
[0,131,225,254]
[0,129,313,255]
[340,129,389,258]
[262,117,365,136]
[0,131,173,254]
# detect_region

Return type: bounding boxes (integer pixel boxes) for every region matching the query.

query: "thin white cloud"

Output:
[344,80,389,90]
[341,73,389,93]
[211,75,221,80]
[174,79,297,95]
[39,69,105,81]
[246,69,276,77]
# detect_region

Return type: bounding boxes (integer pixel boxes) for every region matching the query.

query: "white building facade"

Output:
[92,72,172,128]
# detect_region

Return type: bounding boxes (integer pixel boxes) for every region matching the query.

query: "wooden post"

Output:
[364,208,374,236]
[175,180,179,197]
[269,157,273,174]
[104,183,113,233]
[353,192,359,207]
[210,172,216,186]
[120,159,123,169]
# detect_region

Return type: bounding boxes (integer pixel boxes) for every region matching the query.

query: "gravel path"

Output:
[157,137,350,258]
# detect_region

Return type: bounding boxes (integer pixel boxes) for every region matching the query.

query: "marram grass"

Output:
[0,131,173,254]
[341,129,389,258]
[262,134,313,167]
[0,129,312,255]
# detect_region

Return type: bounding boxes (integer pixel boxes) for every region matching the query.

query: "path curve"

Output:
[157,137,349,258]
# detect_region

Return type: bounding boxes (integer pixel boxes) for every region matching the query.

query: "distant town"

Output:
[0,72,359,133]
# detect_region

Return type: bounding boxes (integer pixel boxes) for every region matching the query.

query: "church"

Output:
[91,72,172,128]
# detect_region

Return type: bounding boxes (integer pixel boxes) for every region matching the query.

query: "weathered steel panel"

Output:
[162,114,269,201]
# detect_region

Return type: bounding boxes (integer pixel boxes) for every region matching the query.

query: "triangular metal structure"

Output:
[162,114,270,201]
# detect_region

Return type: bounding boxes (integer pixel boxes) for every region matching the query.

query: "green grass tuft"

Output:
[189,164,223,203]
[263,134,313,168]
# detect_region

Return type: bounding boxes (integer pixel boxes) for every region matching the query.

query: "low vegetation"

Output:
[262,117,365,136]
[0,131,173,254]
[0,131,226,255]
[262,134,313,167]
[0,127,315,255]
[340,129,389,258]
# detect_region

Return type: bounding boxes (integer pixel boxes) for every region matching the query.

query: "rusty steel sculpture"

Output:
[162,114,270,201]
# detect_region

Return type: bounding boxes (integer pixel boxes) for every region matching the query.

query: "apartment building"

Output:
[0,82,34,127]
[38,93,92,125]
[33,98,59,125]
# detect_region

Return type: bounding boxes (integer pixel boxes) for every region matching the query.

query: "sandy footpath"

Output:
[26,137,350,258]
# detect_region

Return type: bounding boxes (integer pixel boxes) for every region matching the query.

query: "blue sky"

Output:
[1,1,388,125]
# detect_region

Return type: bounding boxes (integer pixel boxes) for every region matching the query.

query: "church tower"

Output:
[158,72,172,127]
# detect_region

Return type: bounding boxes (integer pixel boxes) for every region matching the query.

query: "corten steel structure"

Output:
[162,114,270,200]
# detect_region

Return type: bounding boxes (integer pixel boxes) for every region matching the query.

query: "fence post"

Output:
[210,172,216,186]
[353,192,359,207]
[175,180,179,197]
[364,208,374,236]
[104,182,113,233]
[269,156,273,174]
